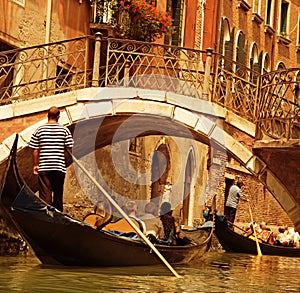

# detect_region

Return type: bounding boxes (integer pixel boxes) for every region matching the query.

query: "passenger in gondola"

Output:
[159,202,191,246]
[274,227,289,246]
[293,228,300,247]
[279,226,300,247]
[243,222,257,237]
[256,222,274,244]
[140,201,164,239]
[159,202,177,245]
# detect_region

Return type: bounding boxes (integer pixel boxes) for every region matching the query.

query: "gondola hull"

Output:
[0,135,212,267]
[215,215,300,257]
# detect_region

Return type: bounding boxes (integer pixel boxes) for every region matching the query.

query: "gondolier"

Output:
[224,181,248,228]
[29,106,74,212]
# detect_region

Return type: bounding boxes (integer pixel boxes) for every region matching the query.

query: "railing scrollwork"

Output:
[1,34,300,141]
[256,69,300,140]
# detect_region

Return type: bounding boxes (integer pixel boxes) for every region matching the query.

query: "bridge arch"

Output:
[0,88,299,228]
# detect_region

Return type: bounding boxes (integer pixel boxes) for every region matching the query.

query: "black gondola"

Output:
[0,134,212,267]
[214,214,300,257]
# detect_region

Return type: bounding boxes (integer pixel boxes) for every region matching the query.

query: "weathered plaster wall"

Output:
[0,0,90,48]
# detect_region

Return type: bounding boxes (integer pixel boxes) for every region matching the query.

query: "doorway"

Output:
[183,150,194,225]
[150,143,170,214]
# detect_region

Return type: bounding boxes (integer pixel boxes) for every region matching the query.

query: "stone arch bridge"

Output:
[1,35,300,229]
[0,87,299,229]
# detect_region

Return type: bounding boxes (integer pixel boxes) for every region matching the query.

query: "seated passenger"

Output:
[243,222,257,237]
[159,202,177,245]
[293,228,300,247]
[274,227,289,246]
[256,222,274,244]
[285,227,300,247]
[159,202,191,245]
[103,200,146,234]
[140,202,164,239]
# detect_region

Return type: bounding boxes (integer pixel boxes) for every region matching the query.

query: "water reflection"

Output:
[0,252,300,292]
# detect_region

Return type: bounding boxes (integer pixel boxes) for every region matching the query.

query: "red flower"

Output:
[117,0,174,42]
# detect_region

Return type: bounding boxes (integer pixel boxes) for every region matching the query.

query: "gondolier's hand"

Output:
[33,165,39,175]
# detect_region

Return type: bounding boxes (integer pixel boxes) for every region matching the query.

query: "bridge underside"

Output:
[0,97,300,229]
[1,113,212,193]
[253,140,300,228]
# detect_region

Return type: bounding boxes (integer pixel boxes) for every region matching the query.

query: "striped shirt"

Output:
[29,123,74,173]
[225,185,245,209]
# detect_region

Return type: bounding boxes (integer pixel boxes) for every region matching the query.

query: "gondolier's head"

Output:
[236,181,244,188]
[48,106,60,121]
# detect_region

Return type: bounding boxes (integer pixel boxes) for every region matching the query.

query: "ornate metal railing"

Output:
[212,54,261,123]
[2,33,300,140]
[256,69,300,139]
[0,36,92,105]
[95,37,210,99]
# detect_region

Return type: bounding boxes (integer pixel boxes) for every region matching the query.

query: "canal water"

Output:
[0,251,299,293]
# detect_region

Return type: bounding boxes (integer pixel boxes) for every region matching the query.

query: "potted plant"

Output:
[118,0,174,42]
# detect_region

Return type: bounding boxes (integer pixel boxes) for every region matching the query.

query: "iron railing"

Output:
[96,37,210,99]
[1,34,300,140]
[256,69,300,139]
[212,53,261,123]
[0,36,92,105]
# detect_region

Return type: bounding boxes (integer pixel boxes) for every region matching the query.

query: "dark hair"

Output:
[236,181,244,188]
[160,202,172,216]
[48,106,60,120]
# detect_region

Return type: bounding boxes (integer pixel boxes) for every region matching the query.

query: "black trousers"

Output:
[224,206,237,227]
[38,171,65,212]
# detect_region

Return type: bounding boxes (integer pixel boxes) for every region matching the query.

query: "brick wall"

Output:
[0,112,46,143]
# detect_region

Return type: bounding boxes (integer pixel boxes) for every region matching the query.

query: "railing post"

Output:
[92,32,102,87]
[203,48,213,100]
[124,62,130,87]
[225,79,231,107]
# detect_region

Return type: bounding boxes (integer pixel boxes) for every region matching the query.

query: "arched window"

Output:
[249,43,259,70]
[276,62,286,71]
[219,17,231,55]
[249,43,260,83]
[235,30,247,66]
[183,149,195,226]
[219,18,233,72]
[262,53,270,74]
[150,143,171,210]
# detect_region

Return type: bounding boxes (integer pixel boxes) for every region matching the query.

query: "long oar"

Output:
[227,221,248,234]
[248,201,262,256]
[69,151,181,278]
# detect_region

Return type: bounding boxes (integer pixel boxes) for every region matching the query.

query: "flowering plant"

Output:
[118,0,174,42]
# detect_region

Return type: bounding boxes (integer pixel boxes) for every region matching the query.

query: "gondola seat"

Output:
[102,217,145,234]
[83,212,112,230]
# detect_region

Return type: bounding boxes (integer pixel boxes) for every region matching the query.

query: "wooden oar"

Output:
[69,151,182,278]
[248,201,262,256]
[227,221,248,234]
